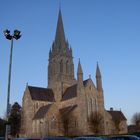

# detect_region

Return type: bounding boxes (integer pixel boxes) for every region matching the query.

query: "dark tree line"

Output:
[131,112,140,125]
[60,112,77,136]
[89,111,103,134]
[131,112,140,132]
[0,118,6,136]
[7,102,22,137]
[0,102,21,137]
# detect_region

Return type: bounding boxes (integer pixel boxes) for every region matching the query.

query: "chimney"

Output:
[110,107,113,111]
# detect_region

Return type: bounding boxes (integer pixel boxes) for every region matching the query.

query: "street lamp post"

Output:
[3,29,21,139]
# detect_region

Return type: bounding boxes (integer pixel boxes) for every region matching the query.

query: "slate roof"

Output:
[28,86,55,102]
[59,105,77,116]
[61,79,90,101]
[61,84,77,101]
[107,110,127,121]
[33,104,52,119]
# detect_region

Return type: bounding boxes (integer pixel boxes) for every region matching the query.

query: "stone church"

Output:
[21,10,127,137]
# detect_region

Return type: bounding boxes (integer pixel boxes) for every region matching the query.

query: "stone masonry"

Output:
[21,9,128,138]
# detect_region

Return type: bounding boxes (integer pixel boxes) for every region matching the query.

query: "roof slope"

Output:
[107,110,127,121]
[61,79,91,101]
[28,86,55,102]
[33,104,52,119]
[59,105,77,116]
[61,84,77,101]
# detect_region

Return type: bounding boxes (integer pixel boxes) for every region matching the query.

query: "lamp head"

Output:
[3,29,12,40]
[14,29,21,40]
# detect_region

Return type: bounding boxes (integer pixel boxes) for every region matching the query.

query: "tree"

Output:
[113,117,121,134]
[89,111,103,134]
[0,118,6,136]
[131,112,140,125]
[61,113,69,136]
[8,102,22,137]
[60,112,76,136]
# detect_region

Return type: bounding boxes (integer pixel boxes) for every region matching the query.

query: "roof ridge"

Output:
[28,85,47,89]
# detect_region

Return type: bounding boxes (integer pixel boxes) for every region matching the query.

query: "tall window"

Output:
[87,98,93,117]
[36,120,39,133]
[32,121,35,133]
[60,59,63,73]
[51,116,57,129]
[95,98,98,111]
[92,98,96,112]
[66,60,69,74]
[90,98,92,113]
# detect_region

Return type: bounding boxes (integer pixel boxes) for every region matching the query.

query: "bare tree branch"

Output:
[89,111,103,134]
[131,112,140,125]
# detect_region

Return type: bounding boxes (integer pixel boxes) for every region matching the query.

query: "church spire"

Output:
[96,62,102,91]
[77,59,83,74]
[96,62,101,78]
[48,9,75,88]
[55,9,66,47]
[77,59,83,83]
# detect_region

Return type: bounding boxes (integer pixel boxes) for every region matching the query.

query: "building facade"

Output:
[21,10,127,137]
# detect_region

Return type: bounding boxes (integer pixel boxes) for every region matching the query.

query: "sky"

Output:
[0,0,140,124]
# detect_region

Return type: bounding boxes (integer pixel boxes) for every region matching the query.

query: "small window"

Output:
[60,60,63,73]
[51,116,57,129]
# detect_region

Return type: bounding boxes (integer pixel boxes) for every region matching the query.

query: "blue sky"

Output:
[0,0,140,124]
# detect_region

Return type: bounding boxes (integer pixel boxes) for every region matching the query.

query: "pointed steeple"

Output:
[77,59,83,83]
[96,62,101,78]
[48,9,75,88]
[96,62,102,92]
[77,59,83,75]
[55,9,65,47]
[70,46,72,56]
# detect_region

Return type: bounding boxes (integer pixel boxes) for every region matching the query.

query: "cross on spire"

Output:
[55,9,66,48]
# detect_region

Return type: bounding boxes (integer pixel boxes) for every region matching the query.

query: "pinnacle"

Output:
[54,9,66,47]
[96,62,101,77]
[77,59,83,74]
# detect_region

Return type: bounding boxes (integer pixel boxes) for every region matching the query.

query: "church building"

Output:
[21,10,127,137]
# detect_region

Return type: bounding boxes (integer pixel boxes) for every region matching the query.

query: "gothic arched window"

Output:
[87,97,93,117]
[60,59,63,73]
[51,116,57,129]
[92,98,97,112]
[90,98,92,113]
[95,98,98,111]
[66,60,69,74]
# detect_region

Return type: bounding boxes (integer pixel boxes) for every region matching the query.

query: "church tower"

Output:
[96,62,105,112]
[48,10,75,89]
[96,62,103,92]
